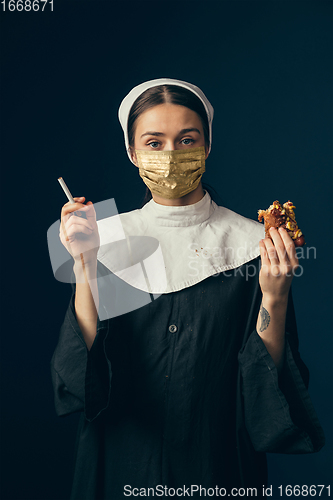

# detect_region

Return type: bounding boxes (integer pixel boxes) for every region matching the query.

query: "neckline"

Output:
[141,190,215,227]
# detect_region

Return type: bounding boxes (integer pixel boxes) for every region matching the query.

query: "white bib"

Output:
[97,191,265,294]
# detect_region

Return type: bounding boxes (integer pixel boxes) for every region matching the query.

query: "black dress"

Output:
[51,257,324,500]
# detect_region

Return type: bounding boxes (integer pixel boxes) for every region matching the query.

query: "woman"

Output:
[51,78,324,499]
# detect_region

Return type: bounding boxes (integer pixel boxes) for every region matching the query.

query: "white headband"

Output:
[118,78,214,165]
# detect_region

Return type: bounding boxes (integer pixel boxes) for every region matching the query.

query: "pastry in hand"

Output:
[258,200,305,247]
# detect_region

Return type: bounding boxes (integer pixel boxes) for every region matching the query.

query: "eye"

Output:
[181,138,194,145]
[147,141,160,149]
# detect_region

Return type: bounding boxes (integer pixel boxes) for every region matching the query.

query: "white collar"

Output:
[140,191,214,227]
[97,191,265,294]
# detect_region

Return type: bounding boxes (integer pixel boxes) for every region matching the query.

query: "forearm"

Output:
[73,256,99,351]
[256,294,288,372]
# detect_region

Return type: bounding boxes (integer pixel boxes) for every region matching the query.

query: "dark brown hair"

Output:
[128,84,210,153]
[127,85,216,206]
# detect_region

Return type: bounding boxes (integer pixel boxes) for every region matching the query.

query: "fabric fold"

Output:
[51,277,112,422]
[238,295,325,454]
[50,293,87,417]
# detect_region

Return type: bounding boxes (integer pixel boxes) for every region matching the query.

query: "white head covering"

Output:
[118,78,214,164]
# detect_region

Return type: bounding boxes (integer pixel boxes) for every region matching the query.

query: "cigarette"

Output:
[58,176,84,219]
[58,177,75,204]
[58,177,88,283]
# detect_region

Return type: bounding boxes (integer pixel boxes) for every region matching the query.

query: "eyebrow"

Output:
[140,128,201,138]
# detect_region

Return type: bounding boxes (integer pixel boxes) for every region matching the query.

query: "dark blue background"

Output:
[1,1,332,499]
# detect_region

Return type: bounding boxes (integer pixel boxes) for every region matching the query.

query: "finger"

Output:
[65,224,94,239]
[65,215,94,232]
[69,202,95,219]
[263,236,282,276]
[264,235,279,264]
[259,239,270,266]
[84,201,97,221]
[70,198,87,218]
[259,239,271,276]
[60,219,71,247]
[269,227,289,264]
[62,197,85,209]
[62,201,86,218]
[60,216,93,237]
[278,227,299,267]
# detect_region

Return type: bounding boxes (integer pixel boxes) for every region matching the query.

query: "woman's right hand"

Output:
[60,196,100,266]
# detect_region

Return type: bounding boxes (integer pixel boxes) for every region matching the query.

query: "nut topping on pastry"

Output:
[258,200,305,247]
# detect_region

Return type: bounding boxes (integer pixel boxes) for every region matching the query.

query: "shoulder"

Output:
[208,202,265,247]
[212,203,264,232]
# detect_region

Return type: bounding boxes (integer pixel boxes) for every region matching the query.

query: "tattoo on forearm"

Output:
[259,304,270,332]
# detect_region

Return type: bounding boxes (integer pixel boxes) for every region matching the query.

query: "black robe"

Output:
[51,257,324,500]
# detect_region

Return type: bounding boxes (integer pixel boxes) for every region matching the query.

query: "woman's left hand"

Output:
[259,226,299,301]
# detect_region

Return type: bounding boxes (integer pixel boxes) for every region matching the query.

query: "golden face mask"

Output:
[135,146,206,199]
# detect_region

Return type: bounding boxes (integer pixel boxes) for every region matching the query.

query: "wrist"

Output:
[73,255,98,283]
[261,292,289,310]
[73,249,98,267]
